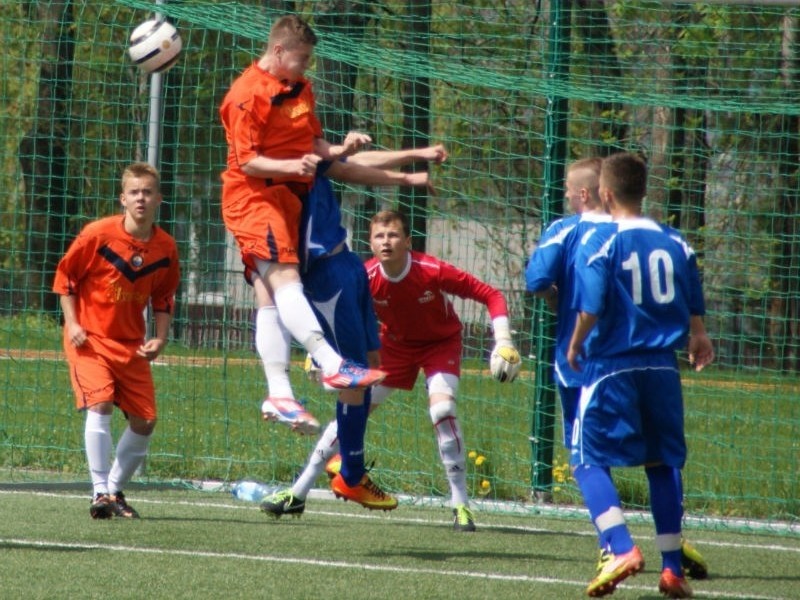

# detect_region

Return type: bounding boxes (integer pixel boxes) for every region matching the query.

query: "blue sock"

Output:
[596,467,612,551]
[363,387,372,413]
[336,399,367,486]
[673,465,685,517]
[574,464,634,554]
[646,465,683,573]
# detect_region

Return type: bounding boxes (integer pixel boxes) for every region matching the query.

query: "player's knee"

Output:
[130,417,156,436]
[426,372,459,398]
[430,400,465,469]
[429,398,457,424]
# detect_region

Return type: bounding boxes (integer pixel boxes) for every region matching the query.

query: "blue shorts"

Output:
[301,248,379,367]
[557,384,580,449]
[570,351,686,469]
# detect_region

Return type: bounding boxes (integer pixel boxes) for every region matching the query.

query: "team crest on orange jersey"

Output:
[283,100,310,120]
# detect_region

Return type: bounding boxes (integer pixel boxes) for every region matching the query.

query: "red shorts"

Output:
[379,335,462,390]
[64,332,156,420]
[222,182,306,271]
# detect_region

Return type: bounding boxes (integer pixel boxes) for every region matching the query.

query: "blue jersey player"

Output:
[525,157,609,448]
[527,158,708,581]
[258,145,446,516]
[566,152,714,599]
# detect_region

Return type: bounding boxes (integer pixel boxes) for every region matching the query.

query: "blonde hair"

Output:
[568,157,602,206]
[121,162,161,191]
[267,14,317,51]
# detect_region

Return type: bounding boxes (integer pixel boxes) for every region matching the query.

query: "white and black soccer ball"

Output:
[128,19,182,74]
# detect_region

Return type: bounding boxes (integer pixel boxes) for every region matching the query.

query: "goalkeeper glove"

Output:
[490,343,521,383]
[489,316,521,383]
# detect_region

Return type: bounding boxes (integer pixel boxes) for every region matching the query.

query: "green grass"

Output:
[0,486,798,599]
[2,312,800,525]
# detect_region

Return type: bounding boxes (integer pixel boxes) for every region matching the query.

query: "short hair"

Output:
[370,209,410,238]
[268,14,317,51]
[121,162,161,191]
[567,156,602,176]
[600,152,647,204]
[568,157,602,205]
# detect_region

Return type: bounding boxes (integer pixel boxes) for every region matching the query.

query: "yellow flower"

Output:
[475,455,486,466]
[468,451,477,460]
[480,480,491,490]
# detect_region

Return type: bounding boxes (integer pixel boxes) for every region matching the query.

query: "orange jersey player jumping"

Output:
[53,162,180,520]
[219,13,385,400]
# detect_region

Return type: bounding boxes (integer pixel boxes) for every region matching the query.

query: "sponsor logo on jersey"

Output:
[418,290,436,304]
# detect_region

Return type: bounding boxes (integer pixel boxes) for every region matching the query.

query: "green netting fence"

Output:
[2,0,799,534]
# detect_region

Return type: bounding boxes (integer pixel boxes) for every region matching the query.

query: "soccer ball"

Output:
[128,19,182,74]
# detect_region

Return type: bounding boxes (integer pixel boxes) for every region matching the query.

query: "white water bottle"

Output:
[231,480,273,502]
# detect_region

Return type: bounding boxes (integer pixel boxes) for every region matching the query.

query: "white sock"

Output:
[292,420,340,499]
[85,411,112,495]
[430,402,469,507]
[108,427,151,493]
[255,306,294,399]
[273,283,342,374]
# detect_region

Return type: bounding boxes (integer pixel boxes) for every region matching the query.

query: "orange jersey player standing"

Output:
[53,162,180,520]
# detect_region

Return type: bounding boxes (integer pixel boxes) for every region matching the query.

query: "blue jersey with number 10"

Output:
[573,217,705,359]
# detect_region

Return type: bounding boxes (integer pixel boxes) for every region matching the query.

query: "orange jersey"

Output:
[219,62,322,266]
[219,62,322,195]
[53,215,180,342]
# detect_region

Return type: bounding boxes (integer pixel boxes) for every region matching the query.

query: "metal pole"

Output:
[143,0,166,341]
[138,0,166,479]
[531,0,571,501]
[147,0,165,169]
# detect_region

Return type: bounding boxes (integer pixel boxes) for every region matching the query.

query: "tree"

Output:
[18,0,75,314]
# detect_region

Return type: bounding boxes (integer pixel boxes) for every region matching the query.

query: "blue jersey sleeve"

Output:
[299,168,348,273]
[525,216,576,293]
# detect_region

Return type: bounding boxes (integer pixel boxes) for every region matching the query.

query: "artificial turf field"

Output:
[1,486,797,599]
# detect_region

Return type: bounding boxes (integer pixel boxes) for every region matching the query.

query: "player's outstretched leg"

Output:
[261,397,320,435]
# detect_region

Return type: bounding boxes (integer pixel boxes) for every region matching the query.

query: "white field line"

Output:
[0,533,790,600]
[0,490,797,600]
